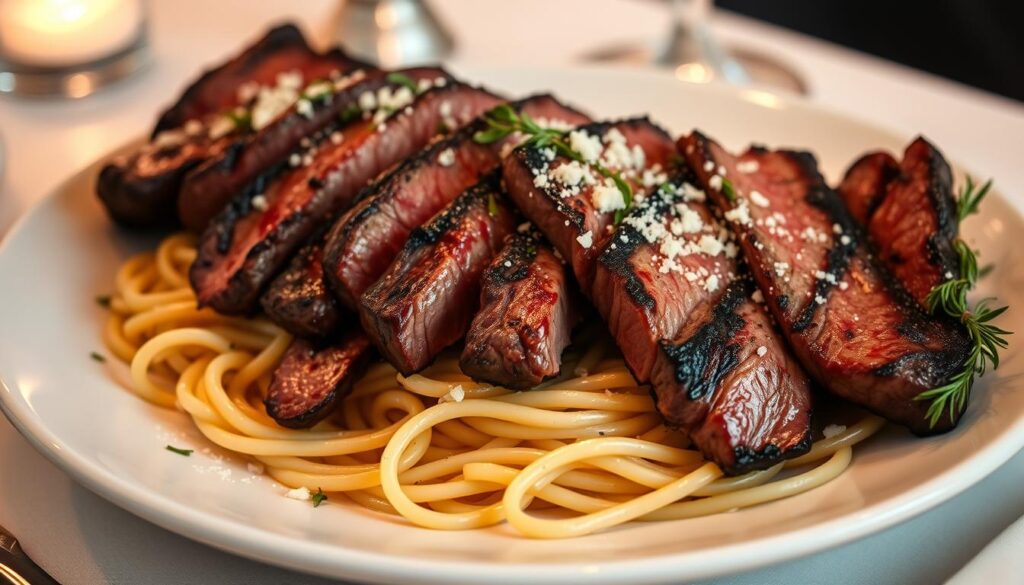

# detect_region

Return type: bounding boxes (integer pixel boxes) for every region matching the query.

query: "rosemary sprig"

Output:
[385,72,418,93]
[312,487,328,508]
[918,176,1010,427]
[473,105,634,223]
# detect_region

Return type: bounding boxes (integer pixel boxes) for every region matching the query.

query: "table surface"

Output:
[2,1,1023,583]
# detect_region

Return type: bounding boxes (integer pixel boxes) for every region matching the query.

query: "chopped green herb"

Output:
[386,72,419,94]
[89,351,106,363]
[919,177,1010,427]
[339,105,362,124]
[227,109,252,131]
[487,193,500,218]
[721,177,737,202]
[165,445,193,456]
[312,487,328,507]
[95,295,112,308]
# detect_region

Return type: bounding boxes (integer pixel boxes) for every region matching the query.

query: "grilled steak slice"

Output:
[97,25,360,228]
[154,24,349,135]
[651,279,812,475]
[460,227,579,388]
[837,151,898,225]
[863,137,960,307]
[324,95,589,310]
[681,131,971,434]
[592,168,811,473]
[178,68,453,232]
[190,81,503,315]
[593,168,738,381]
[360,174,517,375]
[260,239,341,338]
[265,331,373,428]
[502,118,676,294]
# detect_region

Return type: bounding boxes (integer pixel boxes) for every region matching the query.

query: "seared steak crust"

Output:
[652,279,812,474]
[681,131,971,434]
[98,25,360,228]
[359,173,517,375]
[190,82,503,315]
[866,137,960,307]
[265,331,373,428]
[323,95,589,310]
[460,228,579,388]
[837,151,898,225]
[501,118,677,294]
[260,239,341,338]
[177,68,454,232]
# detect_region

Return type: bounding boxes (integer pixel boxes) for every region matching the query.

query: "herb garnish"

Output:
[487,193,500,218]
[89,351,106,363]
[386,72,419,93]
[473,105,634,224]
[721,177,737,202]
[312,487,328,507]
[95,295,111,308]
[166,445,193,456]
[918,176,1010,427]
[227,108,252,132]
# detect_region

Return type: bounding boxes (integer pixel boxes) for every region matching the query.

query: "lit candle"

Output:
[0,0,143,68]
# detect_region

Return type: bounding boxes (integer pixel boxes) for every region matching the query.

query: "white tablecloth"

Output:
[2,1,1023,583]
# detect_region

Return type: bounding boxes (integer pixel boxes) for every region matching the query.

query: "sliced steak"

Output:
[359,174,517,375]
[592,168,811,473]
[265,331,373,428]
[865,137,960,307]
[836,151,898,225]
[97,24,361,228]
[260,239,341,338]
[652,279,812,475]
[502,118,676,294]
[178,68,454,232]
[460,227,579,388]
[593,168,737,381]
[323,95,590,310]
[190,82,503,315]
[681,131,971,434]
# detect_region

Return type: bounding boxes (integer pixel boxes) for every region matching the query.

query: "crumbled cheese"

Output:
[207,115,236,140]
[237,81,260,104]
[814,294,826,305]
[358,91,377,111]
[703,160,715,172]
[251,194,269,212]
[708,175,723,191]
[756,346,768,357]
[183,119,203,136]
[250,70,304,130]
[736,160,760,173]
[717,165,727,176]
[678,208,703,233]
[152,129,186,150]
[576,230,594,249]
[437,147,455,167]
[330,131,343,145]
[592,181,626,212]
[517,221,532,233]
[296,99,314,119]
[442,384,465,403]
[832,223,843,235]
[823,424,846,438]
[289,153,301,167]
[551,160,592,186]
[774,261,790,277]
[533,173,549,188]
[681,182,706,202]
[724,202,752,226]
[504,260,512,267]
[840,234,851,246]
[944,271,954,280]
[749,190,770,208]
[839,281,850,290]
[285,486,311,501]
[704,274,720,292]
[568,130,602,162]
[698,234,723,256]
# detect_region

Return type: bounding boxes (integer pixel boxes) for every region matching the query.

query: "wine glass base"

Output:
[580,43,808,96]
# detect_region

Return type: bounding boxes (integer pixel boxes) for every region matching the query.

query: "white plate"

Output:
[1,66,1023,585]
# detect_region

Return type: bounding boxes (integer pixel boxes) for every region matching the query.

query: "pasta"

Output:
[101,233,884,538]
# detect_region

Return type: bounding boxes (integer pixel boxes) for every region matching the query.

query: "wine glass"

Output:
[586,0,807,95]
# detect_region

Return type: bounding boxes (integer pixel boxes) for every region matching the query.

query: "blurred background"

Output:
[721,0,1024,102]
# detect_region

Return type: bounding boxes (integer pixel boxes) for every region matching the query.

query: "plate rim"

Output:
[2,65,1023,584]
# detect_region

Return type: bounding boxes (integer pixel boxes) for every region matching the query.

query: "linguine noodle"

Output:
[101,233,884,538]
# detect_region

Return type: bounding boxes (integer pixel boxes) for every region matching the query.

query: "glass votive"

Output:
[0,0,149,98]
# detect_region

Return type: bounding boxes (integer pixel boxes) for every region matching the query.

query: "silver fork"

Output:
[0,523,58,585]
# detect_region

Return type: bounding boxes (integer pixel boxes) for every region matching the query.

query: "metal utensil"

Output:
[0,523,58,585]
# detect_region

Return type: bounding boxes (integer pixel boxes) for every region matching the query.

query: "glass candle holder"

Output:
[0,0,149,98]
